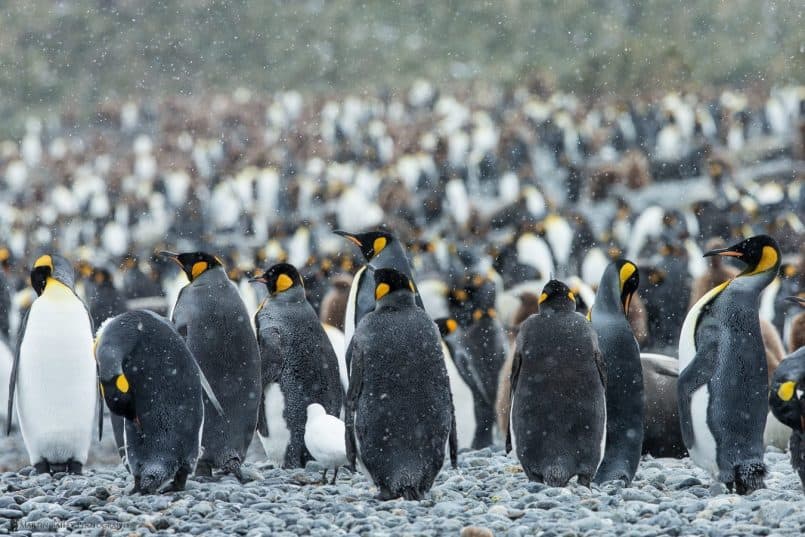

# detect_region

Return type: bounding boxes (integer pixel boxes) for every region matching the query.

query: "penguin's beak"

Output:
[158,251,183,267]
[249,276,268,285]
[333,230,362,247]
[703,247,743,258]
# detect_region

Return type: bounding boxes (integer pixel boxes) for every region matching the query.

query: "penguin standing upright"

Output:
[334,230,424,351]
[95,310,217,493]
[507,279,607,487]
[251,263,343,468]
[7,254,99,474]
[678,235,780,494]
[162,251,261,480]
[591,260,644,485]
[346,268,457,501]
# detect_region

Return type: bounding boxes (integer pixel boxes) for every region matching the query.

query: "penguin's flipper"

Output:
[505,350,522,454]
[6,307,29,436]
[197,366,225,418]
[345,338,364,468]
[97,367,104,441]
[449,395,458,469]
[257,391,270,437]
[677,346,717,449]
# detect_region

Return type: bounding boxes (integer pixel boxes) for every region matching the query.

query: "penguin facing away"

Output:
[346,268,457,501]
[678,235,780,494]
[591,259,644,485]
[162,251,261,481]
[507,279,607,487]
[95,310,216,493]
[86,267,128,329]
[251,263,343,469]
[7,254,100,474]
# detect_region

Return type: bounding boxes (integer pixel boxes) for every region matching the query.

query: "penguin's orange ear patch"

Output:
[777,381,796,402]
[375,283,391,301]
[191,261,208,280]
[538,292,548,304]
[116,374,130,393]
[34,255,53,270]
[373,237,388,255]
[275,273,294,293]
[446,319,458,333]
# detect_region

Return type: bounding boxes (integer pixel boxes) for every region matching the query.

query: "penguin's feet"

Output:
[194,461,213,478]
[330,467,339,485]
[162,468,189,493]
[375,487,399,501]
[33,460,50,475]
[67,460,83,475]
[577,475,592,488]
[320,469,328,485]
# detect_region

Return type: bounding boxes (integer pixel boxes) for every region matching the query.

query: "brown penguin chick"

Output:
[627,292,649,345]
[760,319,786,381]
[790,311,805,352]
[319,273,353,331]
[496,292,540,440]
[689,238,740,308]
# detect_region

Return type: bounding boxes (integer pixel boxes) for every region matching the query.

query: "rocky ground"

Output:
[1,427,804,537]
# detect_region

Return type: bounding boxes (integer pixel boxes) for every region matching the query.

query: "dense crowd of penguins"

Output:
[0,81,804,502]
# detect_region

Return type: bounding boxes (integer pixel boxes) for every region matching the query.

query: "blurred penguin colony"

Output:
[1,80,805,499]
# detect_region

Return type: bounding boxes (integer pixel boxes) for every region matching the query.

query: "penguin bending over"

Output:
[507,280,607,487]
[678,235,780,494]
[640,353,687,459]
[251,263,343,469]
[162,251,261,481]
[768,301,805,489]
[346,268,457,501]
[7,254,100,474]
[95,310,220,493]
[592,260,643,485]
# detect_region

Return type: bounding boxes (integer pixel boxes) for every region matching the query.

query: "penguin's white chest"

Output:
[258,384,290,465]
[17,290,96,464]
[689,385,719,477]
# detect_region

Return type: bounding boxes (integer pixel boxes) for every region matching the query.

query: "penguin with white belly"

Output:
[7,254,99,474]
[678,235,780,494]
[251,263,343,469]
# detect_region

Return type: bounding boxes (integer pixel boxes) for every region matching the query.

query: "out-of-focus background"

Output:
[1,0,802,134]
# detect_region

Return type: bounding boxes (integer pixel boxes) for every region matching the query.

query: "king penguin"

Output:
[251,262,343,468]
[346,268,457,500]
[768,342,805,490]
[162,251,261,480]
[678,235,780,494]
[507,279,607,487]
[7,254,99,474]
[591,259,644,485]
[334,230,424,356]
[95,310,221,493]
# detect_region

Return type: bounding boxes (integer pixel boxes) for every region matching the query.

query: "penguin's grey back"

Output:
[172,268,260,466]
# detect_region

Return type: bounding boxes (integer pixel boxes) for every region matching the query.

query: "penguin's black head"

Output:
[435,317,459,337]
[373,268,415,302]
[94,319,137,421]
[768,363,804,432]
[334,230,394,262]
[30,254,76,295]
[159,251,223,282]
[250,262,304,295]
[614,259,639,313]
[538,279,576,312]
[703,234,780,277]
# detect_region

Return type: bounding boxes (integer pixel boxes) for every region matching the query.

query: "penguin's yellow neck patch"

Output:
[116,374,130,393]
[373,237,387,256]
[34,255,53,270]
[42,277,73,298]
[748,246,778,276]
[275,273,294,293]
[191,261,208,280]
[375,283,390,301]
[777,381,796,402]
[619,263,637,289]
